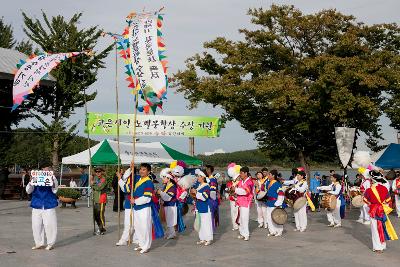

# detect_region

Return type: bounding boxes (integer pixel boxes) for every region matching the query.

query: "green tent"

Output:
[62,139,202,166]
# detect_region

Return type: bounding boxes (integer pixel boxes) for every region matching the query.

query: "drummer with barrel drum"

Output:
[283,170,308,232]
[261,169,286,237]
[317,174,345,228]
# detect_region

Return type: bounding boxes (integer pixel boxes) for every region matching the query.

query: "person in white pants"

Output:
[318,174,343,227]
[191,169,213,246]
[254,171,268,228]
[158,168,178,239]
[364,174,397,253]
[235,166,254,241]
[264,170,285,237]
[116,166,138,246]
[131,163,155,254]
[392,175,400,218]
[357,175,371,224]
[225,175,239,231]
[283,171,308,232]
[26,168,58,250]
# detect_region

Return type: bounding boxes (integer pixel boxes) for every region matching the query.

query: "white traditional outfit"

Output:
[283,179,308,232]
[357,177,371,224]
[26,175,58,250]
[116,168,138,246]
[226,179,239,231]
[319,182,343,227]
[255,177,268,228]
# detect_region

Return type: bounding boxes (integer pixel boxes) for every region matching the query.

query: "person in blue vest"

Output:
[264,169,285,237]
[131,163,163,254]
[26,167,58,251]
[205,165,219,229]
[116,162,139,246]
[158,168,178,239]
[191,169,213,246]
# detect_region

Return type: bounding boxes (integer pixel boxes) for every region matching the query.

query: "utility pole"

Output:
[189,137,195,156]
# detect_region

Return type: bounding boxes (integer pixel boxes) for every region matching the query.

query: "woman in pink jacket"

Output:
[235,166,254,241]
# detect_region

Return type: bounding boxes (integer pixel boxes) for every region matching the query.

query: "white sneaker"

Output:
[196,240,205,245]
[134,246,142,251]
[116,241,127,246]
[275,233,282,237]
[232,228,239,231]
[300,229,306,232]
[293,228,299,232]
[45,245,54,251]
[244,236,249,241]
[363,221,371,225]
[204,241,212,246]
[333,224,341,228]
[356,218,364,224]
[237,235,244,239]
[32,245,45,250]
[258,224,264,228]
[267,233,275,237]
[140,249,149,254]
[328,223,335,227]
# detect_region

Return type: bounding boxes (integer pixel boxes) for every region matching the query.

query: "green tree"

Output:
[174,5,400,177]
[0,17,15,48]
[21,11,113,170]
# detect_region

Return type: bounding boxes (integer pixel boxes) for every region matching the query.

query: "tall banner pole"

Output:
[128,87,139,245]
[83,72,95,235]
[335,126,356,203]
[114,42,122,240]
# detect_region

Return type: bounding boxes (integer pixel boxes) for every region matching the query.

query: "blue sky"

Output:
[3,0,400,154]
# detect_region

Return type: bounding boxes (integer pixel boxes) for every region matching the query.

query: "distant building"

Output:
[204,149,226,156]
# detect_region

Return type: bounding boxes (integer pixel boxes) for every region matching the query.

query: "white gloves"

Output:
[135,196,151,206]
[235,187,247,196]
[196,192,206,201]
[122,168,131,182]
[274,195,284,207]
[210,191,217,200]
[159,191,172,202]
[179,191,188,200]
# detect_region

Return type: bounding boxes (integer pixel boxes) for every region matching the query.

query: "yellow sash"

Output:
[164,181,174,193]
[371,185,398,241]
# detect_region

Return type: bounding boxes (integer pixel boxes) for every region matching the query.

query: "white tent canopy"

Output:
[62,139,177,165]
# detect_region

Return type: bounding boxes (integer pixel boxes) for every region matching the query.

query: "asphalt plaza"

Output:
[0,200,399,267]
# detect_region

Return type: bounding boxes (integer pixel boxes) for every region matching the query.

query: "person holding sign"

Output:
[91,168,108,235]
[26,167,58,251]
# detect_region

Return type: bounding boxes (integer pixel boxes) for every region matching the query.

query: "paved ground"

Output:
[0,199,399,267]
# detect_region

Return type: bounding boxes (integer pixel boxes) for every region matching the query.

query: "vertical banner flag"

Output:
[335,127,356,167]
[128,12,168,114]
[12,52,87,110]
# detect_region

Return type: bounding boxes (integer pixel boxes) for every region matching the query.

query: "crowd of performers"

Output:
[26,151,399,253]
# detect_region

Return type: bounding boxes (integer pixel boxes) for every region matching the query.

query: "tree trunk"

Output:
[52,134,59,171]
[298,151,311,184]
